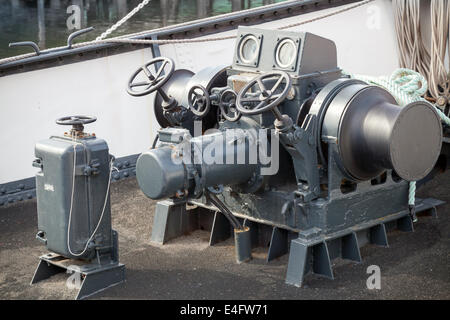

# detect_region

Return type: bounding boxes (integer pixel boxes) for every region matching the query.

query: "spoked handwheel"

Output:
[236,71,292,115]
[187,85,211,118]
[126,57,174,97]
[219,89,241,122]
[56,115,97,133]
[56,115,97,126]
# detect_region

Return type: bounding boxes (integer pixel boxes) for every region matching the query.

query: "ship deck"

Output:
[0,171,449,300]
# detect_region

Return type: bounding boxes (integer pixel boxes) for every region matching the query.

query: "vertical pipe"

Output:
[37,0,46,49]
[231,0,243,12]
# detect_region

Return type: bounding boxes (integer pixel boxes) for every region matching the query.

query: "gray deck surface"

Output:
[0,171,449,300]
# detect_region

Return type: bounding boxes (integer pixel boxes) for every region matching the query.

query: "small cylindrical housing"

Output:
[136,130,259,200]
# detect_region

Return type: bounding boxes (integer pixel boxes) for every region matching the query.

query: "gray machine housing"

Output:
[136,26,445,287]
[35,136,113,259]
[32,127,124,299]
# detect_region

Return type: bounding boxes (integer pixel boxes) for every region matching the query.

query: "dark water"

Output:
[0,0,285,59]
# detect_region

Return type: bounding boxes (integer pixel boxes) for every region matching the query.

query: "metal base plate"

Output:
[152,197,444,288]
[286,197,444,287]
[31,253,125,300]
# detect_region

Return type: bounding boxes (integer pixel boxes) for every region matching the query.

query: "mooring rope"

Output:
[429,0,450,101]
[392,0,450,102]
[345,68,449,218]
[95,0,152,41]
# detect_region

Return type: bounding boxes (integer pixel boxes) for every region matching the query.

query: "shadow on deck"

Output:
[0,171,449,300]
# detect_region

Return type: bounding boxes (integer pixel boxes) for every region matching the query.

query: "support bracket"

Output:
[151,199,196,244]
[31,253,125,300]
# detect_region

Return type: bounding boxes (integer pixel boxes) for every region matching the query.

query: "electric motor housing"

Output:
[34,134,113,260]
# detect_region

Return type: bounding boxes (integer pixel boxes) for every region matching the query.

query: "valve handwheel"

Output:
[219,89,241,122]
[236,71,292,115]
[56,115,97,126]
[127,57,174,97]
[56,115,97,134]
[187,85,211,118]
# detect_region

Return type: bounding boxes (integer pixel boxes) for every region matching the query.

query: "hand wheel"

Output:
[127,57,174,97]
[187,85,211,118]
[219,89,241,122]
[56,115,97,133]
[56,115,97,125]
[236,71,292,115]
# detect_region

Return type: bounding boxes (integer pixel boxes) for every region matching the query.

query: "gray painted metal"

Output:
[209,211,232,246]
[0,154,138,207]
[150,199,198,244]
[31,123,125,299]
[153,65,228,130]
[232,26,337,76]
[285,197,442,287]
[267,227,290,262]
[136,126,258,200]
[370,223,389,247]
[34,134,112,259]
[31,250,125,300]
[321,82,443,181]
[234,227,252,263]
[0,0,360,76]
[0,177,36,207]
[154,69,195,127]
[8,27,95,57]
[140,26,446,287]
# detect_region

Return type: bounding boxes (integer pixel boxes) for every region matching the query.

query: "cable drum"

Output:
[318,81,442,182]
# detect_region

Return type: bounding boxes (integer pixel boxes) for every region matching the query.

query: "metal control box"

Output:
[31,116,124,300]
[34,134,113,260]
